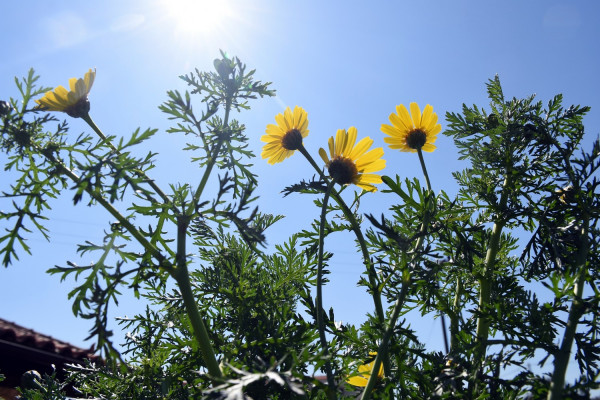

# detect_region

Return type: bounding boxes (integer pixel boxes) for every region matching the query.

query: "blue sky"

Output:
[1,0,600,380]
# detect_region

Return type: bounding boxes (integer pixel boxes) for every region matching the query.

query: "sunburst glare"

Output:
[159,0,235,36]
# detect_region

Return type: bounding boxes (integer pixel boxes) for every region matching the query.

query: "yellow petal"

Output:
[334,129,346,156]
[344,127,358,156]
[319,148,330,165]
[67,91,80,105]
[422,143,437,152]
[265,124,285,137]
[349,136,373,160]
[430,124,442,136]
[381,123,403,139]
[358,173,383,184]
[389,112,411,132]
[357,158,386,173]
[292,106,302,128]
[275,112,288,132]
[298,116,309,135]
[328,136,335,158]
[356,181,377,192]
[421,104,433,129]
[37,94,60,109]
[346,375,368,387]
[356,147,384,165]
[284,107,295,130]
[84,69,95,91]
[54,85,69,101]
[46,92,70,108]
[74,78,88,98]
[383,136,405,146]
[68,77,78,93]
[410,102,422,127]
[424,111,439,133]
[262,134,286,143]
[262,142,284,151]
[396,104,413,129]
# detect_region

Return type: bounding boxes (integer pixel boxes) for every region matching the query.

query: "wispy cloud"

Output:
[42,10,89,49]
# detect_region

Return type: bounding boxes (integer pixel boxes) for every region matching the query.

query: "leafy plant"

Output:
[1,55,598,400]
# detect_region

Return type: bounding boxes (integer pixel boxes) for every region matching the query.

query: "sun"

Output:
[160,0,234,35]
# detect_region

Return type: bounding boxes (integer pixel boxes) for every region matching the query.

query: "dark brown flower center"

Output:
[328,157,358,185]
[64,97,91,118]
[406,129,427,150]
[281,128,303,150]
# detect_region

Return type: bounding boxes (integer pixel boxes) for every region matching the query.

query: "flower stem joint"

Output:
[65,97,91,118]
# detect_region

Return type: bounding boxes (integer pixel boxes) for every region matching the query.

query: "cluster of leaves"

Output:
[1,54,599,400]
[350,76,600,398]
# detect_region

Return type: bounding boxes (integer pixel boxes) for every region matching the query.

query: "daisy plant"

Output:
[8,53,275,381]
[358,103,442,400]
[316,127,386,392]
[262,115,391,393]
[3,54,600,400]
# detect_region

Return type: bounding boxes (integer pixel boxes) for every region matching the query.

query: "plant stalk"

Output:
[450,276,463,354]
[187,99,231,215]
[44,151,173,273]
[316,181,336,397]
[298,145,390,377]
[361,148,434,400]
[173,215,223,379]
[81,113,173,207]
[547,219,590,400]
[471,175,510,395]
[299,145,386,325]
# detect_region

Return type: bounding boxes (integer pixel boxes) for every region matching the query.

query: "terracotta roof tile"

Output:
[0,318,99,362]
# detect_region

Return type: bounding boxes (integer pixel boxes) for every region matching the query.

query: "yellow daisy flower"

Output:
[381,102,441,153]
[261,106,309,164]
[318,127,385,192]
[35,68,96,118]
[347,353,384,387]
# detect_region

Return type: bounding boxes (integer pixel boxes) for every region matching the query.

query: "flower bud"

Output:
[213,58,234,79]
[0,100,12,116]
[487,113,499,129]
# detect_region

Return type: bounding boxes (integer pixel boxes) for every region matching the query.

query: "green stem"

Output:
[361,148,433,400]
[187,99,231,216]
[297,145,389,377]
[63,110,225,379]
[473,219,505,362]
[417,149,432,192]
[471,175,510,396]
[44,148,221,379]
[81,113,173,208]
[360,274,410,400]
[547,219,590,400]
[360,213,430,400]
[46,151,173,274]
[419,149,448,353]
[473,177,509,369]
[170,97,232,378]
[172,215,222,379]
[316,181,336,397]
[450,276,463,354]
[298,146,386,325]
